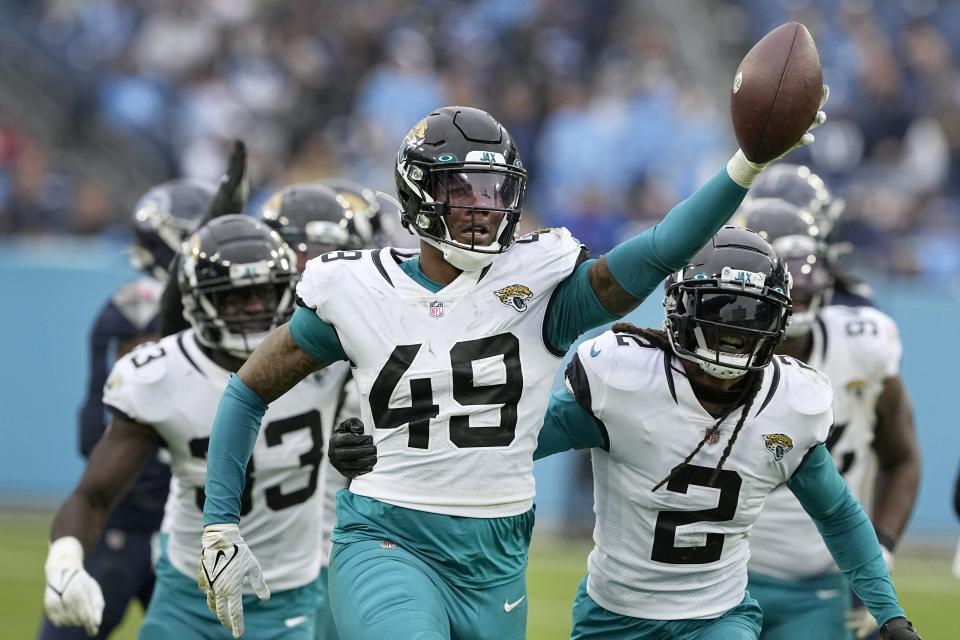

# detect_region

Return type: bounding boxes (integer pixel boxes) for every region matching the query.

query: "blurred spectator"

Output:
[2,0,960,285]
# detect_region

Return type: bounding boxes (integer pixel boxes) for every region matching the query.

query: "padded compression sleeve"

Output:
[202,374,268,525]
[605,168,747,300]
[787,444,905,626]
[288,306,348,364]
[534,388,606,460]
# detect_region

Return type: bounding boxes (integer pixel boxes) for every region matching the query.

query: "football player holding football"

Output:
[199,98,825,639]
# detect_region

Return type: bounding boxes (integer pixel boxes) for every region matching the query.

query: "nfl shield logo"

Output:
[429,300,444,318]
[705,427,720,445]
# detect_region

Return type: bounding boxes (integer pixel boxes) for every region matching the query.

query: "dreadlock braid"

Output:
[707,370,765,486]
[611,323,672,351]
[614,322,769,490]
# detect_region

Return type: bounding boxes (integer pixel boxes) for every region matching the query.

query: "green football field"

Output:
[3,511,957,639]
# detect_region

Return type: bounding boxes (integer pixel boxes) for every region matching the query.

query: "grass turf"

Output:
[3,511,956,639]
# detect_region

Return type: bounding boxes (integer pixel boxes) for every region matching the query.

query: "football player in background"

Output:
[258,182,376,640]
[37,179,213,640]
[333,227,921,640]
[197,97,826,639]
[732,199,920,640]
[42,216,351,639]
[743,164,873,307]
[157,141,250,339]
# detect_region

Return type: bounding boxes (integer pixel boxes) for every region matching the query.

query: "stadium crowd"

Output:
[2,0,960,280]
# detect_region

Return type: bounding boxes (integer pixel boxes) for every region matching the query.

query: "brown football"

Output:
[731,22,822,163]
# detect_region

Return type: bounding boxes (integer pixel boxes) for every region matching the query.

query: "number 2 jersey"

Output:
[749,305,902,580]
[569,330,833,620]
[103,329,352,592]
[295,229,584,518]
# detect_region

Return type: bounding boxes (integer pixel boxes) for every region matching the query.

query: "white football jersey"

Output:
[749,305,901,580]
[103,330,351,592]
[572,329,832,620]
[296,229,583,517]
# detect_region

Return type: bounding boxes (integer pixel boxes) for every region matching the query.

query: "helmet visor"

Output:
[693,292,784,354]
[431,168,523,212]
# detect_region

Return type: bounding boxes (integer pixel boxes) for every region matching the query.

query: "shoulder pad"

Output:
[576,329,663,392]
[777,356,833,416]
[110,277,163,331]
[821,305,902,378]
[103,337,175,424]
[297,250,372,313]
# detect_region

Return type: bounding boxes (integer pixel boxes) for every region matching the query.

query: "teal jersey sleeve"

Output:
[202,374,269,525]
[544,168,747,352]
[288,306,349,364]
[534,388,607,460]
[787,444,905,626]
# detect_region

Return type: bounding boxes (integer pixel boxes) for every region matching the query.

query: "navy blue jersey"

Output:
[79,277,170,533]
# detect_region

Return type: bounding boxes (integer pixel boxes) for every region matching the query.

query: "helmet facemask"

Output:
[773,235,833,338]
[398,158,526,271]
[181,242,298,358]
[665,268,792,380]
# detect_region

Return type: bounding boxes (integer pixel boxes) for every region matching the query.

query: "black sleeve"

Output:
[157,254,190,337]
[954,460,960,521]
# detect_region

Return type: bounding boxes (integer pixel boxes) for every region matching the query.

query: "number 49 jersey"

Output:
[296,229,583,518]
[749,305,902,580]
[103,330,351,592]
[570,330,833,620]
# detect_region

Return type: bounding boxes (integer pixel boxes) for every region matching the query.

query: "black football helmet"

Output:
[130,179,216,280]
[664,226,792,379]
[321,178,385,241]
[179,215,298,358]
[394,106,526,270]
[258,183,372,270]
[731,198,833,337]
[744,164,844,241]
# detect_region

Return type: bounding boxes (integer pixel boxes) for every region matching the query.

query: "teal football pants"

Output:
[748,571,850,640]
[139,551,321,639]
[314,566,340,640]
[329,538,527,640]
[571,575,763,639]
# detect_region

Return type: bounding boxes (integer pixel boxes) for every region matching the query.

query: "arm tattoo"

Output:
[238,324,325,403]
[588,257,642,316]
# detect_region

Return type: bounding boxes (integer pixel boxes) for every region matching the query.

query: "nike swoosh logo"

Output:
[815,589,840,599]
[504,595,525,612]
[202,544,239,585]
[590,343,601,357]
[47,569,78,597]
[285,615,308,628]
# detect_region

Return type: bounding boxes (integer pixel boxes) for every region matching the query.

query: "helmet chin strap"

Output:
[698,360,749,380]
[421,235,498,272]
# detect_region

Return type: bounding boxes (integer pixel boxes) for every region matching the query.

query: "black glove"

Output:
[880,617,921,640]
[329,418,376,479]
[206,139,249,220]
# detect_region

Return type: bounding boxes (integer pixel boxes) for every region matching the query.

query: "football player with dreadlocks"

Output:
[744,163,873,307]
[198,96,826,640]
[332,227,920,639]
[39,179,213,640]
[731,199,920,640]
[42,216,350,639]
[258,182,375,640]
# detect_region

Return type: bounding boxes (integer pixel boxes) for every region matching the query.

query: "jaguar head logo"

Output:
[494,284,534,313]
[762,433,794,461]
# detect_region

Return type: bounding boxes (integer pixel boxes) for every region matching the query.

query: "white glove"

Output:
[727,84,830,187]
[198,523,270,639]
[846,545,895,639]
[43,537,105,637]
